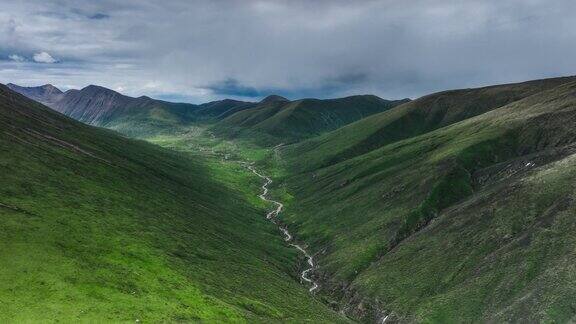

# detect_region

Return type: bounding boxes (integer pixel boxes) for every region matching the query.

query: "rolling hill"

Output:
[212,95,409,144]
[276,76,576,321]
[0,84,343,322]
[285,76,576,171]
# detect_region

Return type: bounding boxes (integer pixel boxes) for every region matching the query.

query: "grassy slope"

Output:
[6,85,254,139]
[0,85,343,323]
[193,99,255,120]
[104,99,256,138]
[279,79,576,321]
[213,95,408,145]
[286,76,576,172]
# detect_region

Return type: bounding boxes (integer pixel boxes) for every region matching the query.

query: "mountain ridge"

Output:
[285,75,576,172]
[7,83,64,106]
[212,94,410,144]
[260,94,289,103]
[9,83,409,142]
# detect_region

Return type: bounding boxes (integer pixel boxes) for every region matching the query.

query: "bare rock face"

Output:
[50,85,139,125]
[6,83,64,106]
[6,83,253,129]
[7,83,190,127]
[8,84,181,126]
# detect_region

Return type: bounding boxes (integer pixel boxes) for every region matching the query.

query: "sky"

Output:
[1,0,575,103]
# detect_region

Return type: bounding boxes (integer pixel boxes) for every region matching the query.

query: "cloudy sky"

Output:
[1,0,575,103]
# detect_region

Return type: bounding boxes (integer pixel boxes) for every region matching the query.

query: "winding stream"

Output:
[246,164,319,293]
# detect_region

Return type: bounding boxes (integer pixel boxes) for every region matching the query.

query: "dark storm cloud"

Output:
[1,0,575,103]
[206,72,371,100]
[206,79,263,97]
[88,13,110,20]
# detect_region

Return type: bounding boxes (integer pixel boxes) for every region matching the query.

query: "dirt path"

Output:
[246,164,319,293]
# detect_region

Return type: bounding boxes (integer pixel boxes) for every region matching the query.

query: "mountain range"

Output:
[7,83,406,141]
[5,75,576,322]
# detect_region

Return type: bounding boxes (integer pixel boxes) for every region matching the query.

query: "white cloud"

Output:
[8,54,26,62]
[1,0,576,103]
[32,51,57,63]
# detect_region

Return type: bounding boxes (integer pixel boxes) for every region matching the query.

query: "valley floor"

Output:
[148,115,576,323]
[144,127,350,322]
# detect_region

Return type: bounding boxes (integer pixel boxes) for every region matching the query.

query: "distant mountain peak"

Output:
[261,95,289,103]
[6,83,64,105]
[78,85,125,99]
[42,84,62,92]
[7,83,63,94]
[82,84,114,92]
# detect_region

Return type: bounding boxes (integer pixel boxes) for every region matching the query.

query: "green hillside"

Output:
[47,85,200,136]
[194,99,255,120]
[0,85,343,323]
[286,76,576,171]
[9,84,408,146]
[8,84,254,138]
[9,75,576,322]
[276,78,576,321]
[213,95,409,145]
